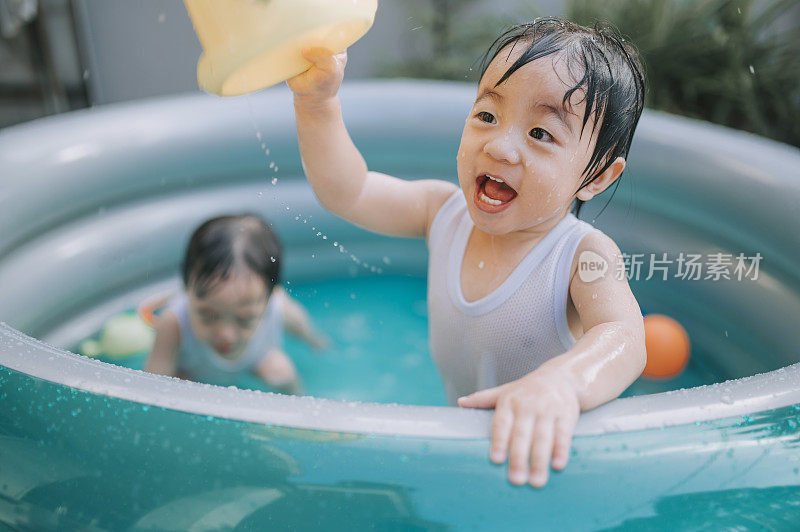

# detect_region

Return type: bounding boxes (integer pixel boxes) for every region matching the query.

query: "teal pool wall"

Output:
[1,80,800,528]
[2,362,799,529]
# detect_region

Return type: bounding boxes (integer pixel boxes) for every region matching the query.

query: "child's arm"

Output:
[288,48,457,239]
[458,232,647,487]
[144,311,181,377]
[255,348,302,395]
[279,289,329,350]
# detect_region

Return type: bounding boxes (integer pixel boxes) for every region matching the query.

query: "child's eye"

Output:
[529,127,554,142]
[237,317,258,329]
[476,111,496,124]
[200,313,219,324]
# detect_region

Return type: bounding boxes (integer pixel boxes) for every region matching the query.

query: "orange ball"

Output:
[642,314,690,379]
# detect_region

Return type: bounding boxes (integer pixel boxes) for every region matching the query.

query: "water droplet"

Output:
[478,261,484,269]
[271,177,278,185]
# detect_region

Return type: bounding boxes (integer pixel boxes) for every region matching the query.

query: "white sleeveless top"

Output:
[427,191,599,405]
[167,289,284,386]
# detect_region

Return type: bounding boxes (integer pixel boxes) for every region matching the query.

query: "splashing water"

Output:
[245,95,386,276]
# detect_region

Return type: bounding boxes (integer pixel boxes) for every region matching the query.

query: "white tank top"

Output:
[427,191,599,405]
[167,288,284,386]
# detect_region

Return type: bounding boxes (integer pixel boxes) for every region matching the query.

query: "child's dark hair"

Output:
[182,214,281,298]
[479,17,645,218]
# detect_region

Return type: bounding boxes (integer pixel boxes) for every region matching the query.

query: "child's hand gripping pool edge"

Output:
[457,364,580,487]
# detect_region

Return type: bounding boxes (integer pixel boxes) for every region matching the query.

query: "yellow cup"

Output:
[184,0,378,96]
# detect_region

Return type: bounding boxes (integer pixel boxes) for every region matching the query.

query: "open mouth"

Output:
[215,343,234,355]
[474,174,518,213]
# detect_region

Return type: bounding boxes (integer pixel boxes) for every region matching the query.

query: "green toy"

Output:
[80,312,155,369]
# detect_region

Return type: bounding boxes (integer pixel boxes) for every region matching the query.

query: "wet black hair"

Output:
[182,214,281,299]
[479,17,646,218]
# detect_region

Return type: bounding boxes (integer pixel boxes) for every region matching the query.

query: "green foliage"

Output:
[566,0,800,147]
[380,0,799,147]
[377,0,511,82]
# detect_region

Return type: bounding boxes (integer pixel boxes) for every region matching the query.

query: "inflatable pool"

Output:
[1,81,799,529]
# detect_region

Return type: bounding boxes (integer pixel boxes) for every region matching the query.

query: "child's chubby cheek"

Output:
[456,147,468,170]
[518,172,567,217]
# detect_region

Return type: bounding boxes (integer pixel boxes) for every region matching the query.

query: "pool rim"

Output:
[2,322,799,440]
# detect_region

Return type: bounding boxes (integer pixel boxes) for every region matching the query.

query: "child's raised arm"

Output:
[288,48,457,239]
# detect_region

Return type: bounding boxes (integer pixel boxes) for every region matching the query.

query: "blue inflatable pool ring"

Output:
[1,81,799,529]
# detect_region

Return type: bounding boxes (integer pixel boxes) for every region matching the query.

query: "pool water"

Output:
[281,275,446,405]
[287,275,723,402]
[80,275,723,405]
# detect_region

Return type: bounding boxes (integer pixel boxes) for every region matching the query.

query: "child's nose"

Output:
[483,133,521,165]
[214,323,238,344]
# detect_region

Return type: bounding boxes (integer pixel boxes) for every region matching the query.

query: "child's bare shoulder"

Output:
[568,227,642,326]
[422,179,459,232]
[424,179,460,209]
[568,229,624,286]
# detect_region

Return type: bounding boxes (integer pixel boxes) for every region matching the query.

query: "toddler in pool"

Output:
[145,214,327,394]
[287,17,647,487]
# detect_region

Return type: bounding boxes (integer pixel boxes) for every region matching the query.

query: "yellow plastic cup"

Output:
[184,0,378,96]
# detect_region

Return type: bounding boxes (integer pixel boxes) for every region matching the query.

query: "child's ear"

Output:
[576,157,626,201]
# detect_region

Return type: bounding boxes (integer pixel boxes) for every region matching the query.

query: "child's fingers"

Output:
[300,46,332,61]
[301,47,346,71]
[507,414,536,485]
[551,416,575,470]
[457,385,501,409]
[489,402,514,464]
[313,334,331,351]
[528,416,556,488]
